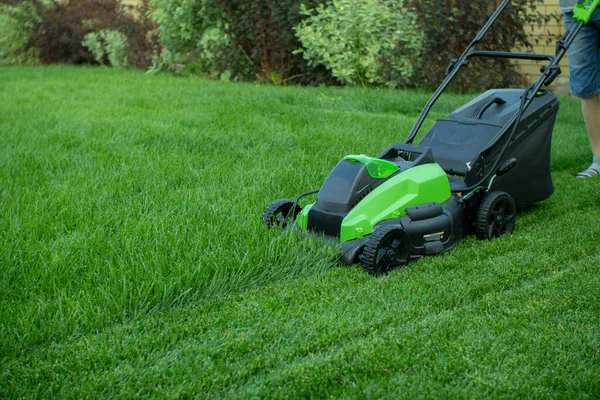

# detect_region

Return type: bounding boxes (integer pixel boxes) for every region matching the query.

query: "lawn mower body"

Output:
[263,0,599,274]
[293,88,558,269]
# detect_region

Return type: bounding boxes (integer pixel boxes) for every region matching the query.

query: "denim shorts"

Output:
[564,9,600,98]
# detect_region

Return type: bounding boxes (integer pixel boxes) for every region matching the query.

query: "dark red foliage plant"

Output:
[8,0,159,67]
[407,0,561,91]
[214,0,333,84]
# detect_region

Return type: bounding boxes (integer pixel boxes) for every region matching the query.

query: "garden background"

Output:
[0,0,572,91]
[2,0,599,398]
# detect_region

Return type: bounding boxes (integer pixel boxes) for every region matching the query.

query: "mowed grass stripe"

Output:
[2,253,597,398]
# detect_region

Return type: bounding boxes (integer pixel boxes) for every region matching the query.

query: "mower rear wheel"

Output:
[476,191,516,240]
[361,225,411,275]
[262,199,301,229]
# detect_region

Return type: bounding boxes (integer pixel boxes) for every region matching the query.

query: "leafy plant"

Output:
[294,0,423,88]
[223,0,338,84]
[150,0,334,83]
[83,31,104,64]
[0,2,42,65]
[150,0,329,84]
[83,29,129,67]
[116,0,160,68]
[149,0,245,78]
[214,0,331,83]
[25,0,158,67]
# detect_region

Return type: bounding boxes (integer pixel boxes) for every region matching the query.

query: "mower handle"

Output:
[404,0,600,192]
[406,0,600,145]
[472,96,506,120]
[574,0,600,24]
[405,0,511,144]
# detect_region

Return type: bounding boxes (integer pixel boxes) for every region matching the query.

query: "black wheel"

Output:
[262,199,301,229]
[476,191,516,240]
[361,225,411,275]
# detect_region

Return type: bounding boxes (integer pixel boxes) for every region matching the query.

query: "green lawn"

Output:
[1,66,599,398]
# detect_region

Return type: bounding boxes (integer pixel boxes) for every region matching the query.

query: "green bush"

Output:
[294,0,423,88]
[83,29,129,68]
[214,0,331,84]
[83,32,104,64]
[149,0,239,78]
[150,0,333,84]
[0,2,41,65]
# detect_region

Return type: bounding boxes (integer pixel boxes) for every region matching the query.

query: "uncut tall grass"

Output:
[0,67,466,353]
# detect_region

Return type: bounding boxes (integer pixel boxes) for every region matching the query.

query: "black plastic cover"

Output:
[312,160,383,214]
[418,120,502,176]
[418,88,558,208]
[308,159,386,236]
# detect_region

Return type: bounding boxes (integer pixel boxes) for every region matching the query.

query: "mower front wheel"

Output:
[262,199,301,229]
[361,225,411,276]
[476,191,516,240]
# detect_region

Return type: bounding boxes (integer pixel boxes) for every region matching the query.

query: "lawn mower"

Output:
[262,0,600,275]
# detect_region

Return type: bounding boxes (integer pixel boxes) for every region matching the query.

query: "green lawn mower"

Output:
[263,0,600,275]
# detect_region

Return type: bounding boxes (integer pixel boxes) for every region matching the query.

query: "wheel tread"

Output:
[262,199,299,228]
[362,225,409,275]
[475,191,515,240]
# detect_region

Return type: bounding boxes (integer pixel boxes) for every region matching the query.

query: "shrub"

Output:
[116,0,160,68]
[0,2,42,65]
[294,0,423,88]
[83,29,129,67]
[150,0,333,84]
[407,0,561,90]
[215,0,331,84]
[21,0,158,67]
[83,31,104,64]
[35,0,118,64]
[149,0,241,78]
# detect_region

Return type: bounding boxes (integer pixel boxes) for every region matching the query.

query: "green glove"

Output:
[573,0,600,24]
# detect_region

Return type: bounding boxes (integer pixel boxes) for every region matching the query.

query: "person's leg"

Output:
[581,95,600,157]
[577,96,600,177]
[564,10,600,177]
